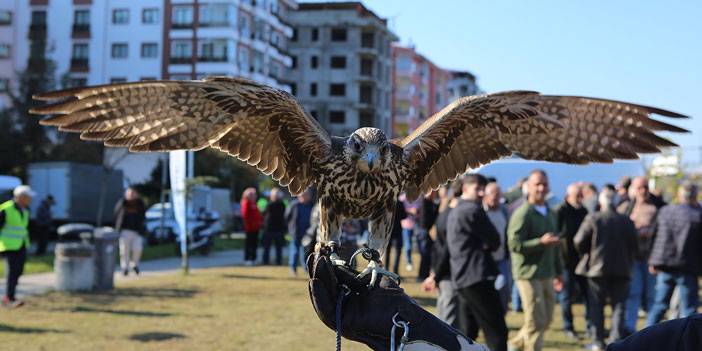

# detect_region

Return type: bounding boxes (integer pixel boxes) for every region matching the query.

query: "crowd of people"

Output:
[415,171,701,351]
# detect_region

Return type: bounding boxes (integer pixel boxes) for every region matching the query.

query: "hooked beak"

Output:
[365,152,377,170]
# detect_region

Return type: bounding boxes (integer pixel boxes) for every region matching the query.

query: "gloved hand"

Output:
[307,253,489,351]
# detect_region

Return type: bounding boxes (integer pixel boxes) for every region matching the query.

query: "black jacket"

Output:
[432,207,452,282]
[606,314,702,351]
[648,204,702,275]
[417,198,438,230]
[447,199,500,289]
[114,198,146,234]
[555,201,589,272]
[574,209,638,278]
[263,200,287,232]
[390,201,407,239]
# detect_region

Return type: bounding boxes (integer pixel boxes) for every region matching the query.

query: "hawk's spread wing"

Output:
[396,91,688,200]
[30,77,331,195]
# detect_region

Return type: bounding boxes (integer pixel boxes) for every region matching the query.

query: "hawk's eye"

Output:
[353,140,362,152]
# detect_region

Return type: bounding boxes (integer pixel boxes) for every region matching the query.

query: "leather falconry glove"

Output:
[307,253,489,351]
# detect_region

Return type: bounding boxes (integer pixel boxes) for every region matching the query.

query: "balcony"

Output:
[170,57,192,64]
[70,58,89,72]
[71,24,90,38]
[28,23,47,39]
[198,56,228,62]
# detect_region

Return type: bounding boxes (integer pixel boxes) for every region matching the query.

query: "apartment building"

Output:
[391,44,451,138]
[447,70,479,102]
[286,2,397,136]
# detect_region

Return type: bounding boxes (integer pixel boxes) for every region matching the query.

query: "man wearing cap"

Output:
[0,185,35,308]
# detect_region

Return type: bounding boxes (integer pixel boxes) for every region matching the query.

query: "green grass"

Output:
[0,236,244,277]
[0,255,648,351]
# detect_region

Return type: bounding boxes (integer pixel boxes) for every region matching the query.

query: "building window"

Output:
[310,83,317,97]
[68,78,87,88]
[112,9,129,24]
[290,83,296,96]
[311,28,319,41]
[331,28,347,41]
[198,39,228,62]
[361,32,374,48]
[360,85,372,104]
[310,110,318,120]
[141,43,158,58]
[310,56,318,69]
[291,55,297,69]
[199,4,230,27]
[0,11,11,26]
[111,43,128,59]
[171,40,192,63]
[111,77,127,83]
[238,46,249,72]
[330,56,346,69]
[329,83,346,97]
[172,5,194,28]
[360,58,373,76]
[73,9,90,32]
[252,50,264,73]
[0,78,8,91]
[142,8,159,24]
[0,44,10,59]
[72,44,89,59]
[141,77,157,81]
[291,28,298,42]
[359,111,373,127]
[31,10,46,26]
[329,111,345,124]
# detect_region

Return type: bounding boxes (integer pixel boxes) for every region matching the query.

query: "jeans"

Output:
[645,271,699,327]
[261,230,285,265]
[3,246,26,300]
[416,228,433,280]
[496,259,513,314]
[288,237,305,272]
[625,260,655,332]
[558,269,592,332]
[588,276,629,344]
[244,231,259,262]
[119,229,143,270]
[401,228,413,265]
[512,282,522,312]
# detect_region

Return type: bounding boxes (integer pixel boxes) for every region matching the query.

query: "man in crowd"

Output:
[574,188,638,350]
[286,189,313,276]
[34,194,54,256]
[483,180,512,313]
[114,187,146,276]
[582,183,599,213]
[422,182,462,329]
[0,185,34,308]
[618,176,659,333]
[417,192,439,281]
[448,174,508,351]
[555,183,591,340]
[646,182,702,326]
[261,188,286,266]
[616,177,632,207]
[508,170,563,351]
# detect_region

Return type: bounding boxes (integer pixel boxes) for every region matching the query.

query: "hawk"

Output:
[30,76,688,284]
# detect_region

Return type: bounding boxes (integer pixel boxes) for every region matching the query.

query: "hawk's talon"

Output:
[356,260,401,287]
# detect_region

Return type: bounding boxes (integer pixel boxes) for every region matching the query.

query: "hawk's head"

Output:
[345,128,390,174]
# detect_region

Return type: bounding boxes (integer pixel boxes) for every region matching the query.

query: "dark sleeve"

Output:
[476,209,501,251]
[573,214,594,255]
[555,204,566,237]
[627,218,639,263]
[0,210,5,229]
[432,211,451,281]
[397,202,407,221]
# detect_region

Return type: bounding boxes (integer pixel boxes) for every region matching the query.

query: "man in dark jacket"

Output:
[448,174,508,351]
[417,192,439,281]
[574,189,638,350]
[646,182,702,327]
[261,188,286,265]
[114,187,146,276]
[286,189,313,276]
[34,195,54,256]
[555,183,591,340]
[385,198,407,274]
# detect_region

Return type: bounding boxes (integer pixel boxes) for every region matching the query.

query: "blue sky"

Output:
[309,1,702,165]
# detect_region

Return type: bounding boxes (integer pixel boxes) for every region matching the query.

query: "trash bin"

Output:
[57,223,94,243]
[93,227,120,290]
[54,242,94,292]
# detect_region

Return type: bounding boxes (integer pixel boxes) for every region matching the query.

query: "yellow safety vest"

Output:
[0,200,30,252]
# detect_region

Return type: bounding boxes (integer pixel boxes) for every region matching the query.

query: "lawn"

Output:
[0,259,639,351]
[0,236,243,277]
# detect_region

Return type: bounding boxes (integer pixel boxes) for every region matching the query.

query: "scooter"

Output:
[175,209,222,256]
